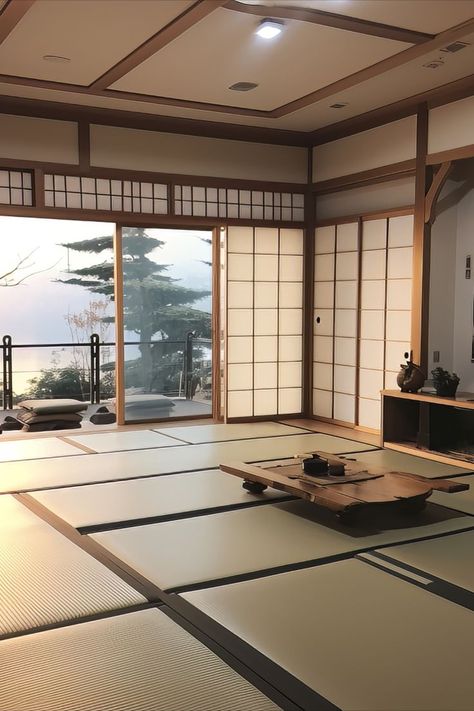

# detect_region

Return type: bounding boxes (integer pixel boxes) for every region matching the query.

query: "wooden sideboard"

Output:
[381,389,474,471]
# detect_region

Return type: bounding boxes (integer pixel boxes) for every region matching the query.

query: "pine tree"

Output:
[58,227,211,390]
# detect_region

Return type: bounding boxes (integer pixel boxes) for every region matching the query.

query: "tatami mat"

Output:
[373,529,474,594]
[0,608,278,711]
[430,474,474,514]
[182,559,474,711]
[91,499,473,591]
[349,448,468,478]
[0,437,81,462]
[67,430,181,453]
[0,496,145,637]
[32,469,288,530]
[154,422,309,444]
[0,433,375,493]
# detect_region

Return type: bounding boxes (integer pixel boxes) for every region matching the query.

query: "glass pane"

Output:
[0,216,115,426]
[121,227,213,421]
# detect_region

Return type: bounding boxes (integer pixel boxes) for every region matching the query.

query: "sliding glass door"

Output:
[120,226,214,422]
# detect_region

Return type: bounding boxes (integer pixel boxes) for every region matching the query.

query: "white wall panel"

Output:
[91,125,307,182]
[428,96,474,156]
[316,177,415,220]
[313,116,416,182]
[0,113,78,164]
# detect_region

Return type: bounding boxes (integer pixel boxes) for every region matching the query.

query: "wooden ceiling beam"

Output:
[271,17,474,119]
[0,93,310,146]
[310,72,474,146]
[224,0,433,45]
[0,0,35,45]
[90,0,228,90]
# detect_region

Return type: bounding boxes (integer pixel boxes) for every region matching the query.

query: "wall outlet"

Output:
[433,350,440,363]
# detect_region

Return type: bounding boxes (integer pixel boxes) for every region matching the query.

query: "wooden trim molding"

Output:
[310,73,474,146]
[225,0,433,45]
[0,94,308,147]
[0,155,306,192]
[269,18,474,120]
[0,12,472,124]
[91,0,227,90]
[312,160,416,194]
[0,0,35,45]
[424,161,453,224]
[315,205,414,227]
[426,144,474,165]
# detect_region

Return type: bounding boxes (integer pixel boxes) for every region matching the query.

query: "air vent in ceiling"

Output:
[441,41,470,53]
[423,60,444,69]
[330,102,349,109]
[229,82,258,92]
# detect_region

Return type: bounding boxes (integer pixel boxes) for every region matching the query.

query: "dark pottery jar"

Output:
[397,361,425,393]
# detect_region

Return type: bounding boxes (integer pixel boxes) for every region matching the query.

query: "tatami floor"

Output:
[1,419,473,711]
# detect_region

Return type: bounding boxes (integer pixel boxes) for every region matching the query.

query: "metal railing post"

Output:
[89,334,100,404]
[184,331,195,400]
[2,335,13,410]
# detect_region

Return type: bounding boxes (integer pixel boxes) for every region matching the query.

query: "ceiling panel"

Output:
[0,0,195,85]
[237,0,474,34]
[111,7,409,110]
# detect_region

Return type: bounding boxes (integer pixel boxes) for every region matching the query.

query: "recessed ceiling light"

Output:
[229,82,258,92]
[330,102,349,109]
[256,19,284,39]
[42,55,71,63]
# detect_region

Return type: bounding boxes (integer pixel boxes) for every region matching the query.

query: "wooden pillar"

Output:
[411,104,432,371]
[78,122,91,172]
[113,225,125,425]
[303,146,315,417]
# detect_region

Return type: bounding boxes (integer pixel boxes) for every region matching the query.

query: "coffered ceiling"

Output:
[0,0,473,142]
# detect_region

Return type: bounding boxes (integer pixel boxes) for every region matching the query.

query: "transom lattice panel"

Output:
[175,186,304,222]
[44,174,168,214]
[0,168,33,206]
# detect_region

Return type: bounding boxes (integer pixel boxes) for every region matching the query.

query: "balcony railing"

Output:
[0,333,211,410]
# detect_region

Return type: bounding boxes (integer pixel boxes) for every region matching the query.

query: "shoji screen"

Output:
[313,213,413,431]
[226,226,304,419]
[313,222,359,424]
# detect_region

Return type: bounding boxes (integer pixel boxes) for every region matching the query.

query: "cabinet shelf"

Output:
[382,390,474,471]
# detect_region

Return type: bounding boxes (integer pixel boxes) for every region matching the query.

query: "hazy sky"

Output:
[0,216,212,392]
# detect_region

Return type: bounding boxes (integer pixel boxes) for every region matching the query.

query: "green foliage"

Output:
[25,366,115,402]
[58,227,212,393]
[59,227,211,339]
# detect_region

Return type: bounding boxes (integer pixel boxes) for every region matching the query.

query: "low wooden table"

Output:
[220,451,469,522]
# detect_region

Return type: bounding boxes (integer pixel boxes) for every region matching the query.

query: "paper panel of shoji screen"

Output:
[227,227,254,417]
[313,225,335,418]
[226,226,303,418]
[333,222,359,424]
[358,218,387,430]
[385,214,413,395]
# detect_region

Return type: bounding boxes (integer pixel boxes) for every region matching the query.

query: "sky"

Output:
[0,216,212,393]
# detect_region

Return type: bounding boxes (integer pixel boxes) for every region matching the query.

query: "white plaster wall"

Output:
[429,181,474,391]
[0,113,78,164]
[453,186,474,391]
[428,96,474,156]
[313,116,417,182]
[316,176,415,220]
[428,182,457,375]
[90,124,307,183]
